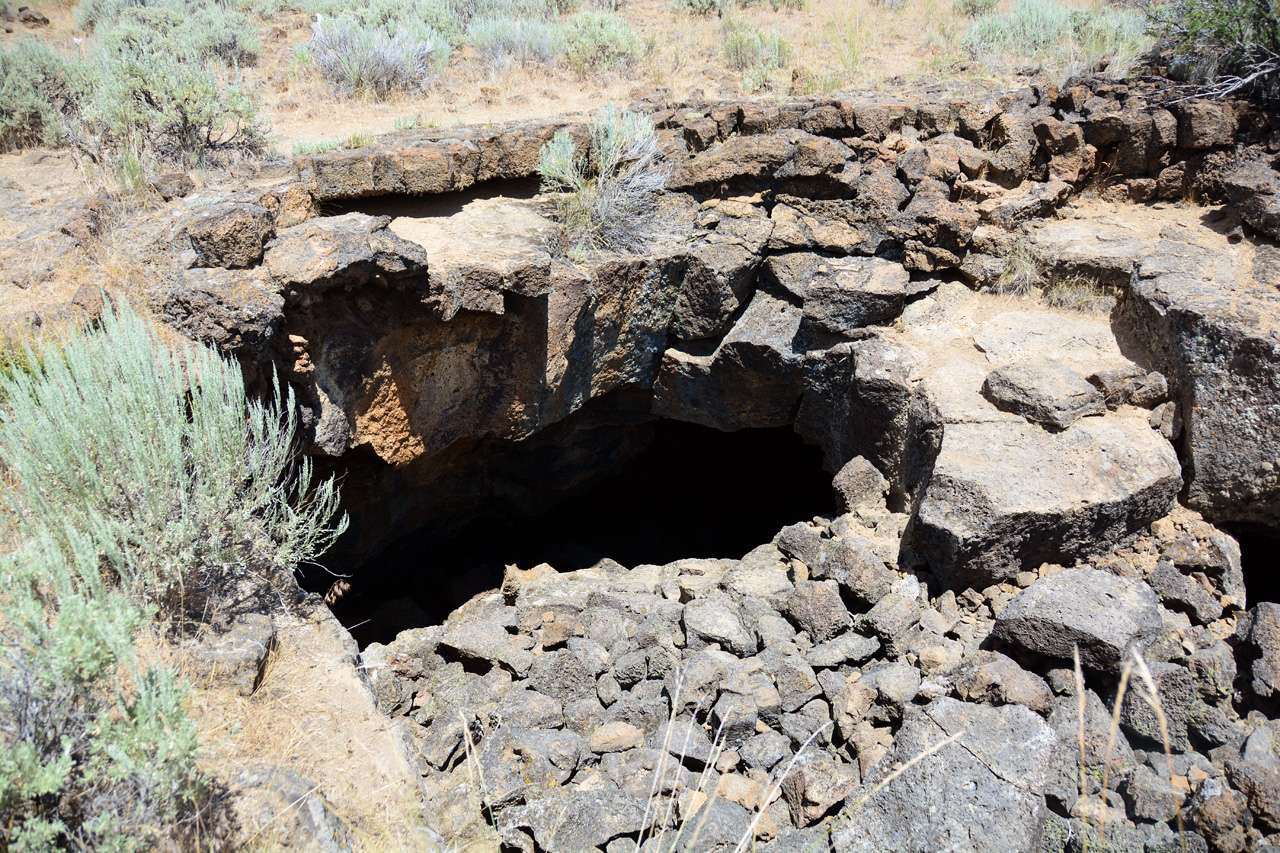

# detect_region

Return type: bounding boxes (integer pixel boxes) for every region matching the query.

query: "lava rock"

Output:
[992,568,1162,670]
[785,580,852,644]
[831,456,889,512]
[1237,603,1280,708]
[499,789,649,851]
[162,268,284,361]
[914,417,1181,588]
[831,697,1057,853]
[980,357,1105,430]
[683,593,757,657]
[950,651,1053,714]
[188,202,275,269]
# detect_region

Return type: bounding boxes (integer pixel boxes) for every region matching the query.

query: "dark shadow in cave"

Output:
[335,420,836,647]
[1226,525,1280,606]
[323,177,543,220]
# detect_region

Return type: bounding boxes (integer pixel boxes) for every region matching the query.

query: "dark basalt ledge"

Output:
[143,78,1280,853]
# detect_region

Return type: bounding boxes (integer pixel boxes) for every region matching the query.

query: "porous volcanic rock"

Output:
[914,416,1182,587]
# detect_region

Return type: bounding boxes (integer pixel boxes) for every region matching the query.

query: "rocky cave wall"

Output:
[155,78,1280,587]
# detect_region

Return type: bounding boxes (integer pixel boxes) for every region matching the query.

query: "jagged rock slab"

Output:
[914,415,1181,587]
[831,697,1057,853]
[674,199,773,341]
[1118,239,1280,529]
[653,286,804,431]
[264,213,430,301]
[389,197,565,320]
[498,789,648,850]
[162,267,283,361]
[992,568,1163,670]
[1225,160,1280,240]
[669,130,854,198]
[185,614,276,697]
[295,120,585,201]
[766,253,908,337]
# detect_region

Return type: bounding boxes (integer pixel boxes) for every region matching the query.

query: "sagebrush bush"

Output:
[468,15,566,65]
[670,0,725,15]
[538,105,673,254]
[723,21,791,69]
[0,38,86,150]
[0,536,208,852]
[965,0,1152,79]
[306,16,448,98]
[563,11,641,71]
[0,301,346,602]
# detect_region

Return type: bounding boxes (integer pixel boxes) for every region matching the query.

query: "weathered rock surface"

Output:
[389,196,565,320]
[652,286,803,431]
[265,212,430,300]
[993,568,1162,670]
[914,416,1181,587]
[1118,239,1280,529]
[832,697,1057,853]
[981,357,1105,430]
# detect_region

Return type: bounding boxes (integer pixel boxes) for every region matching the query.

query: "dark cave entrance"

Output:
[1227,526,1280,605]
[328,419,836,647]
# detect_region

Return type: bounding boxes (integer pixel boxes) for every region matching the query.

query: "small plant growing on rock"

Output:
[537,104,672,255]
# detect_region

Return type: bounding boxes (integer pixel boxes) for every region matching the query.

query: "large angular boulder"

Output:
[831,697,1057,853]
[187,201,275,269]
[914,415,1182,587]
[1118,240,1280,530]
[993,568,1162,670]
[653,286,804,431]
[1225,160,1280,242]
[674,200,773,340]
[162,267,284,361]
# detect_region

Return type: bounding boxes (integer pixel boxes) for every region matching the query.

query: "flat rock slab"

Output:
[993,567,1163,670]
[1027,217,1150,286]
[973,310,1131,372]
[832,697,1057,853]
[265,212,429,300]
[498,789,648,850]
[390,197,565,320]
[914,414,1182,587]
[982,357,1105,430]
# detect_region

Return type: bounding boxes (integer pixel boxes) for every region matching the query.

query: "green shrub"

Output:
[538,105,674,254]
[305,16,448,98]
[1139,0,1280,97]
[84,43,265,166]
[670,0,726,16]
[954,0,996,17]
[564,11,641,72]
[0,38,87,150]
[0,301,346,602]
[0,536,208,852]
[468,15,566,64]
[723,21,791,70]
